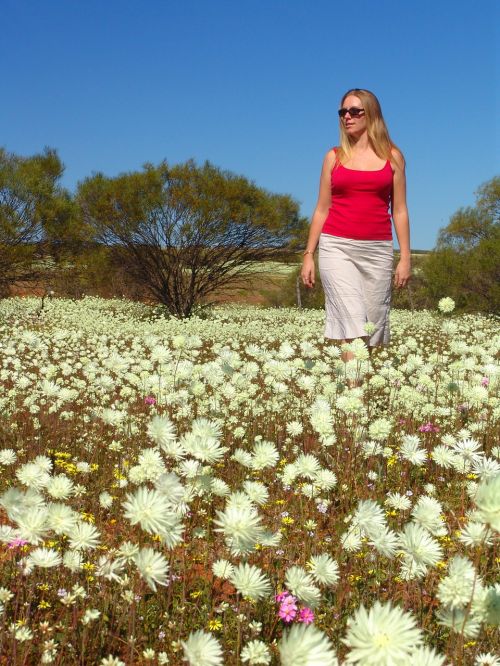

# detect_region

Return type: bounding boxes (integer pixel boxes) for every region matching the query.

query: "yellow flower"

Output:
[387,456,398,467]
[91,464,99,471]
[80,512,95,523]
[190,591,202,599]
[281,517,294,525]
[38,601,51,609]
[37,583,50,592]
[207,619,223,631]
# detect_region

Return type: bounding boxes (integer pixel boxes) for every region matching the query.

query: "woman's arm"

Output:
[391,147,411,288]
[301,149,336,288]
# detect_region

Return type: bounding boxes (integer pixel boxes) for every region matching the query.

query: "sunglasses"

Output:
[338,107,365,118]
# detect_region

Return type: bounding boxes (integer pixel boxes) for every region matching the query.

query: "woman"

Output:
[301,88,411,353]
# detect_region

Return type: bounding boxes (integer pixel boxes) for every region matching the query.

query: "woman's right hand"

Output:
[301,255,315,288]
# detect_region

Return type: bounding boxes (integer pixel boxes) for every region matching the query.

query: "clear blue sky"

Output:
[2,0,499,249]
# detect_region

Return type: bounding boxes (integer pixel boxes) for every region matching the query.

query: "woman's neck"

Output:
[349,133,371,152]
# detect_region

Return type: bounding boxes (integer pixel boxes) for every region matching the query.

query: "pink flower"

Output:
[418,422,440,433]
[481,377,490,387]
[144,396,156,405]
[8,538,28,549]
[275,591,290,603]
[278,600,297,623]
[298,607,315,624]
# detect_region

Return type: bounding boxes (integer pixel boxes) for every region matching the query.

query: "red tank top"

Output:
[321,148,393,241]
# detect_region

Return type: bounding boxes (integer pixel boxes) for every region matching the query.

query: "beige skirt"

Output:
[318,233,393,346]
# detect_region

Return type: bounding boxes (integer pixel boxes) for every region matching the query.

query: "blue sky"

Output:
[1,0,498,249]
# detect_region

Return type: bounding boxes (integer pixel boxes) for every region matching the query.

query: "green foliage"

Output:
[0,147,77,294]
[78,160,305,316]
[422,176,499,312]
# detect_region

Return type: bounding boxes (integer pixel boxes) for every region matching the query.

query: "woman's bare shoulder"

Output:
[390,146,406,169]
[323,148,337,168]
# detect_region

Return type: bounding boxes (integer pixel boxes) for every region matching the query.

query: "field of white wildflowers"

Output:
[0,296,498,666]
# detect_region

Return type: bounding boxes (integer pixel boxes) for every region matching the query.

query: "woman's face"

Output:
[340,94,367,137]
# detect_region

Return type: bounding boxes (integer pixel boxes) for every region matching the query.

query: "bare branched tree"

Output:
[0,147,71,296]
[79,160,306,316]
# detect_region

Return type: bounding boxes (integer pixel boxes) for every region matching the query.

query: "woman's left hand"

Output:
[394,259,411,289]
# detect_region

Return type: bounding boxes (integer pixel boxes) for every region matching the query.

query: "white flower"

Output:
[286,421,303,437]
[341,526,363,552]
[155,472,185,505]
[27,547,62,568]
[251,441,279,470]
[99,492,114,509]
[15,507,50,544]
[285,566,321,608]
[352,500,387,539]
[181,630,223,666]
[475,652,500,665]
[397,523,443,570]
[474,474,500,531]
[437,556,480,609]
[411,496,447,537]
[400,435,427,466]
[133,547,169,592]
[343,601,423,663]
[67,522,101,550]
[81,608,101,625]
[410,645,447,665]
[385,492,412,511]
[100,656,126,666]
[368,526,400,558]
[16,463,50,489]
[212,559,234,580]
[117,541,139,561]
[472,583,500,626]
[229,563,271,600]
[46,474,75,499]
[431,446,457,469]
[243,481,269,505]
[147,416,177,450]
[279,624,338,665]
[458,522,494,547]
[181,430,226,464]
[213,504,264,555]
[210,478,230,497]
[452,438,483,468]
[241,639,271,664]
[46,503,78,534]
[63,549,83,572]
[96,555,125,582]
[295,454,321,479]
[368,418,392,441]
[136,448,166,481]
[13,625,33,641]
[123,486,182,544]
[0,449,17,465]
[307,554,339,586]
[438,297,455,313]
[437,606,481,638]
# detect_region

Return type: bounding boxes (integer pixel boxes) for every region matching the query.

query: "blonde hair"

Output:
[336,88,398,166]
